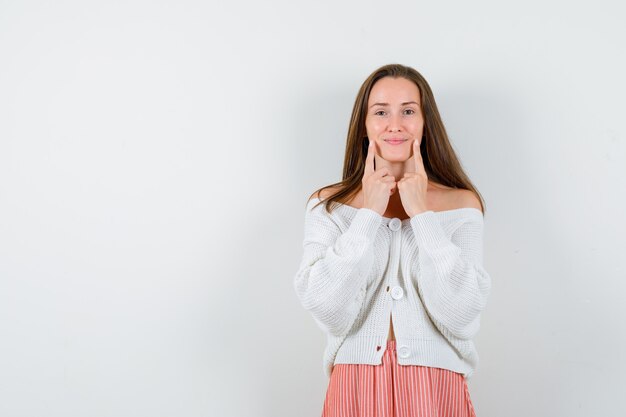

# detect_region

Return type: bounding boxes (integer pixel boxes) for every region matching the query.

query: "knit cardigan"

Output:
[293,197,491,380]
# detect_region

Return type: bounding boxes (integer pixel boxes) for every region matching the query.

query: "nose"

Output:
[388,113,402,132]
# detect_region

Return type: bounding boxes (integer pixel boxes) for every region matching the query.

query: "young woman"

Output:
[294,63,491,417]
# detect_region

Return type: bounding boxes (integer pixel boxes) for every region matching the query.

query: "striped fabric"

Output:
[322,340,476,417]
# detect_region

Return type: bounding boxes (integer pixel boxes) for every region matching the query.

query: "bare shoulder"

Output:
[450,189,483,213]
[308,185,341,202]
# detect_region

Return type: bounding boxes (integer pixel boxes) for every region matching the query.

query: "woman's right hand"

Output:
[362,140,395,216]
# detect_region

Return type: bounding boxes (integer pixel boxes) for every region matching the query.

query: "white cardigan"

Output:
[293,197,492,380]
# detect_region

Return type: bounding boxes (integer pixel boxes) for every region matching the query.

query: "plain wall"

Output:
[1,1,625,416]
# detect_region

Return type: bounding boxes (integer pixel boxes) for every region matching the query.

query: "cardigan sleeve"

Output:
[293,199,382,337]
[409,210,491,342]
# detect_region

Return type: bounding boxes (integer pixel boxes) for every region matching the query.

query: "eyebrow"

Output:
[369,101,420,108]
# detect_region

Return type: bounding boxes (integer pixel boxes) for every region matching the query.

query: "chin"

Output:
[382,152,411,162]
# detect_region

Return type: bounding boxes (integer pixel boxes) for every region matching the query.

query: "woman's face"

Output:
[365,76,424,161]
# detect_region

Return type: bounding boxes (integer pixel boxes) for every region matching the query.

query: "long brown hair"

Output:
[309,63,486,215]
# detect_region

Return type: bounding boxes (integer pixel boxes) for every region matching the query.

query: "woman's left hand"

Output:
[398,139,429,217]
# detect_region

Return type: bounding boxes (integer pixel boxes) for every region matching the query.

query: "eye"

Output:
[404,108,416,115]
[374,110,386,116]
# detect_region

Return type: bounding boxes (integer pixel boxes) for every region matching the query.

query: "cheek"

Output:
[365,119,383,134]
[410,119,424,131]
[410,115,423,124]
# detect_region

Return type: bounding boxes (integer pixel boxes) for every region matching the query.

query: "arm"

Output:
[409,210,491,342]
[293,200,382,337]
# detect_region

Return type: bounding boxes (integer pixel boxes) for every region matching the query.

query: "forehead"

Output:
[368,76,420,104]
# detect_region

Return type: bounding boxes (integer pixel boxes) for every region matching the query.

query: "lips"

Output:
[384,139,407,145]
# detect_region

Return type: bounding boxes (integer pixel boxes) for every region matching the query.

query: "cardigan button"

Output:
[388,218,402,231]
[391,286,404,300]
[398,345,411,358]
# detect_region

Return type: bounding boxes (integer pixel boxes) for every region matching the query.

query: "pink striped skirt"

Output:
[322,340,476,417]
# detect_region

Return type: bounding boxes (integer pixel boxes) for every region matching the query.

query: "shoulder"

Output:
[308,185,342,203]
[449,188,483,213]
[428,183,483,214]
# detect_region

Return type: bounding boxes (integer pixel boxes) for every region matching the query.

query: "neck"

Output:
[374,153,419,179]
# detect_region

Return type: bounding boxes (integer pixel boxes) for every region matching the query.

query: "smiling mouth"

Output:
[384,139,407,144]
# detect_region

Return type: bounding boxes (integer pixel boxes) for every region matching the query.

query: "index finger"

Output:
[413,139,426,174]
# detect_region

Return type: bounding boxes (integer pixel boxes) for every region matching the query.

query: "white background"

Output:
[1,1,625,416]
